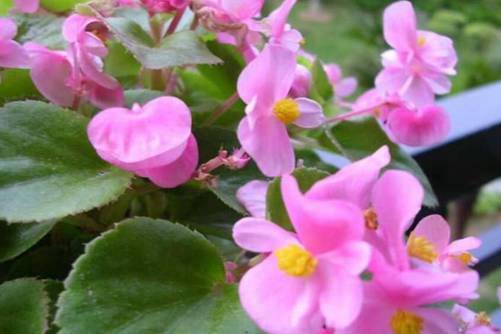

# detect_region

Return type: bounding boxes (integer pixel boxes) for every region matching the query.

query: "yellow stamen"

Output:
[476,312,491,326]
[273,98,300,125]
[275,244,317,277]
[364,207,379,230]
[391,310,424,334]
[417,35,426,47]
[407,234,438,263]
[456,252,475,266]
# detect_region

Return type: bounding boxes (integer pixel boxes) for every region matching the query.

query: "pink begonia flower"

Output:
[237,44,324,176]
[290,64,312,98]
[236,180,269,218]
[408,214,481,272]
[0,18,29,69]
[353,88,450,146]
[375,1,457,107]
[13,0,39,13]
[26,15,123,108]
[340,250,479,334]
[452,305,499,334]
[88,97,198,188]
[117,0,189,12]
[324,63,357,99]
[233,174,371,333]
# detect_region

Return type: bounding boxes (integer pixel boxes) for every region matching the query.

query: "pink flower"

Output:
[236,180,269,218]
[0,18,29,69]
[26,15,123,108]
[198,0,264,24]
[340,250,479,334]
[237,44,324,176]
[375,1,457,107]
[452,305,499,333]
[13,0,39,13]
[87,97,198,188]
[408,214,481,272]
[233,174,371,333]
[290,64,312,98]
[324,63,357,99]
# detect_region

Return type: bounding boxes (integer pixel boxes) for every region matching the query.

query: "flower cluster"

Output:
[235,147,493,334]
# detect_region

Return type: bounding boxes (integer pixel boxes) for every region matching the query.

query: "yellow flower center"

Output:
[391,310,424,334]
[417,35,427,47]
[364,207,379,230]
[456,252,475,266]
[273,98,300,125]
[275,244,317,277]
[476,312,491,326]
[407,234,438,263]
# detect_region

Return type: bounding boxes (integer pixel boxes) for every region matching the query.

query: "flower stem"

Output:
[324,103,385,124]
[165,7,186,36]
[204,92,240,126]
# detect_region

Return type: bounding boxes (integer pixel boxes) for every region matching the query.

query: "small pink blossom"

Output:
[0,18,29,69]
[236,180,269,218]
[375,1,457,107]
[453,305,499,334]
[26,15,123,108]
[13,0,39,13]
[324,63,357,99]
[88,97,198,188]
[237,43,324,176]
[233,174,371,333]
[290,64,312,98]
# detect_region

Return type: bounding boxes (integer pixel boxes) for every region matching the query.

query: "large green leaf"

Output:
[319,117,438,207]
[41,0,86,12]
[0,0,13,16]
[56,218,261,334]
[124,88,164,107]
[0,278,49,334]
[102,16,221,69]
[266,167,329,229]
[0,101,133,223]
[14,14,66,49]
[0,69,41,105]
[0,220,56,262]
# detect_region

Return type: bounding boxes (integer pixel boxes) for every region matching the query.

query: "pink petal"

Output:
[401,76,436,108]
[416,307,460,334]
[0,40,30,69]
[339,300,394,333]
[239,255,323,334]
[281,174,365,255]
[136,135,198,188]
[317,264,363,329]
[324,63,342,83]
[275,28,303,52]
[306,146,391,208]
[28,49,75,107]
[452,304,476,324]
[375,66,409,96]
[413,214,451,254]
[237,115,294,177]
[319,241,371,276]
[78,46,119,90]
[13,0,39,13]
[293,98,324,128]
[236,180,269,218]
[237,43,296,107]
[383,1,417,51]
[335,77,358,98]
[233,217,298,252]
[388,104,450,146]
[268,0,297,39]
[88,97,192,170]
[220,0,264,21]
[421,69,452,95]
[0,18,17,40]
[290,64,311,98]
[63,14,99,43]
[418,31,457,75]
[87,82,124,109]
[446,237,481,254]
[372,170,424,270]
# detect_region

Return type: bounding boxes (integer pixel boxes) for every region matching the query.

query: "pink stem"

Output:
[324,102,386,124]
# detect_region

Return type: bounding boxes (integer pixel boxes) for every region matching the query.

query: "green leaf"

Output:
[319,117,438,207]
[0,220,57,262]
[266,167,329,229]
[14,14,66,49]
[309,59,333,104]
[0,0,13,16]
[56,218,260,334]
[0,101,133,223]
[104,41,141,85]
[103,16,222,69]
[0,278,49,334]
[0,69,41,105]
[124,89,164,107]
[41,0,87,13]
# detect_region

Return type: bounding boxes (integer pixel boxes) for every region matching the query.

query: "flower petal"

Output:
[0,18,17,40]
[237,115,294,177]
[268,0,297,39]
[293,98,324,128]
[412,214,451,254]
[13,0,39,13]
[416,307,460,334]
[446,237,481,254]
[233,217,297,252]
[0,40,30,69]
[87,82,124,109]
[319,241,371,276]
[236,180,269,218]
[383,1,417,51]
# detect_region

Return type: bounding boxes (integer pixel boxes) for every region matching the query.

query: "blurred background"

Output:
[264,0,501,320]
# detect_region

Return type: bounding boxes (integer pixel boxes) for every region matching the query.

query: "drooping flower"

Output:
[408,214,481,272]
[87,96,198,188]
[0,18,29,69]
[233,174,371,333]
[452,304,499,334]
[324,63,357,99]
[236,180,269,218]
[375,1,457,107]
[26,15,123,108]
[237,43,324,176]
[13,0,39,13]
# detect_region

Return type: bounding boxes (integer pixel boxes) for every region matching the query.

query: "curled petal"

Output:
[268,0,297,39]
[233,217,297,252]
[63,14,100,43]
[293,98,324,128]
[87,82,124,109]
